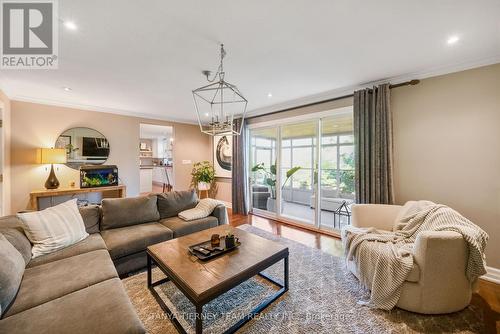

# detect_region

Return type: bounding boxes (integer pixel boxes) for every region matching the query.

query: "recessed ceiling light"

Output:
[64,21,78,31]
[63,87,72,92]
[267,93,273,98]
[447,35,459,45]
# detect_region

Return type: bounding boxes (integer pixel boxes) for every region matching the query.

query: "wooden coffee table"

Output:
[147,225,289,334]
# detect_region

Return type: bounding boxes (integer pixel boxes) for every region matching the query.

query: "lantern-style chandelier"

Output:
[192,44,247,136]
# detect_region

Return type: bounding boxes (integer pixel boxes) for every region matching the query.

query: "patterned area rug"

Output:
[122,224,484,333]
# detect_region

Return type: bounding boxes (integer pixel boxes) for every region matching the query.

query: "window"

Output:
[321,132,354,199]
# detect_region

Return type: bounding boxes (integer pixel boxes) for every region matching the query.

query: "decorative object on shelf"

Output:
[192,44,247,136]
[213,134,232,178]
[55,127,110,170]
[80,165,118,188]
[251,162,301,211]
[210,234,220,248]
[38,148,67,190]
[190,161,217,198]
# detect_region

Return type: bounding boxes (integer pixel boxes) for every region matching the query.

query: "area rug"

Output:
[122,224,484,333]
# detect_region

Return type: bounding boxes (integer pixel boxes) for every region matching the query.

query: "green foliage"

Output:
[251,162,301,198]
[190,161,215,185]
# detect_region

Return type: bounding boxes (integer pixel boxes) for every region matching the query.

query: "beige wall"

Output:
[0,91,11,215]
[392,63,500,269]
[215,177,232,204]
[9,101,210,214]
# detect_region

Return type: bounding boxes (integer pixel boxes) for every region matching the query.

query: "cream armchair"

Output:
[345,204,472,314]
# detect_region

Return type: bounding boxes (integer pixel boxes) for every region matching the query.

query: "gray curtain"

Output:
[353,84,394,204]
[231,118,249,214]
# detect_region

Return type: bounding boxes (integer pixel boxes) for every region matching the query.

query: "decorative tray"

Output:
[188,237,241,261]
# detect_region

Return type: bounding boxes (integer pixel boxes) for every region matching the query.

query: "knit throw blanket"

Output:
[341,201,489,310]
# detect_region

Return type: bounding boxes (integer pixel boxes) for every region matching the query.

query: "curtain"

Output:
[353,83,394,204]
[231,118,249,214]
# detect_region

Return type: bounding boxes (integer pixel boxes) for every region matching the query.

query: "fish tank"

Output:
[80,165,118,188]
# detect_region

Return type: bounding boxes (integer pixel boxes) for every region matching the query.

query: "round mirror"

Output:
[55,127,110,170]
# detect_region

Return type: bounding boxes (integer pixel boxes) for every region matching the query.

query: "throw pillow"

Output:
[157,190,198,219]
[17,199,89,258]
[0,233,25,316]
[178,198,221,221]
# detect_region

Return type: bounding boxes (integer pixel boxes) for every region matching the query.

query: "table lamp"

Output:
[39,148,67,189]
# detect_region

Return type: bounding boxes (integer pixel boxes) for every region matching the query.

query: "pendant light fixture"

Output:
[192,44,247,136]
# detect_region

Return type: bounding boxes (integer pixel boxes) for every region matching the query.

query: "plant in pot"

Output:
[190,161,216,194]
[251,163,301,211]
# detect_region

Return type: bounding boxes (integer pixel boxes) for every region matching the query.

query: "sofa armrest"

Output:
[351,204,402,231]
[410,231,471,312]
[414,231,469,282]
[211,204,228,225]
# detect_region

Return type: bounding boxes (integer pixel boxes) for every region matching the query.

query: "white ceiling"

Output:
[1,0,499,123]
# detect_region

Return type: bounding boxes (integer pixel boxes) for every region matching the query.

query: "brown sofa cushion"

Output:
[156,190,198,219]
[101,195,160,230]
[101,222,173,260]
[27,233,107,268]
[79,205,100,234]
[4,249,118,318]
[0,234,25,317]
[0,278,145,334]
[159,216,218,238]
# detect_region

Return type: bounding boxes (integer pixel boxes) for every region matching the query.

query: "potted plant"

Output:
[190,161,216,192]
[251,163,301,211]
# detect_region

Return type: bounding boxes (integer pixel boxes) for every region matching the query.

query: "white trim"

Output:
[482,266,500,284]
[246,55,500,118]
[8,95,199,125]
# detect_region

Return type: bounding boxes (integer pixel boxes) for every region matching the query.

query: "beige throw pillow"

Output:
[17,199,89,258]
[178,198,221,221]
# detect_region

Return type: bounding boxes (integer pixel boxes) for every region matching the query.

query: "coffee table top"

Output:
[147,225,288,303]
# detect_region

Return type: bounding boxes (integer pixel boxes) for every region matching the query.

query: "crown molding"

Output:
[246,55,500,118]
[6,94,199,125]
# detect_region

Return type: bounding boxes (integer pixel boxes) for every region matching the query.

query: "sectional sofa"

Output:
[0,191,227,334]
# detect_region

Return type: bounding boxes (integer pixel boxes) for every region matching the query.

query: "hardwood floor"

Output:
[228,209,500,333]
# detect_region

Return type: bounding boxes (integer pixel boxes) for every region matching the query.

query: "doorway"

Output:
[139,124,174,195]
[248,107,355,232]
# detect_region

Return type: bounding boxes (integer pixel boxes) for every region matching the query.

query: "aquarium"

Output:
[80,165,118,188]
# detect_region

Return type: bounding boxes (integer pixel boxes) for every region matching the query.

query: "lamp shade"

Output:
[38,148,67,164]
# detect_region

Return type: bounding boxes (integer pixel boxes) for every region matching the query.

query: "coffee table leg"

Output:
[147,253,152,288]
[195,304,203,334]
[284,255,289,291]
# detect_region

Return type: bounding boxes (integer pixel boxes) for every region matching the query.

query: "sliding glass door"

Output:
[280,121,317,225]
[319,115,355,230]
[248,107,354,232]
[249,127,277,214]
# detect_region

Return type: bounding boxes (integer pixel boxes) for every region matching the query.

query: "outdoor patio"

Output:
[280,201,352,230]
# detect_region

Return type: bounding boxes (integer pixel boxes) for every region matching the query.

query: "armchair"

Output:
[346,203,472,314]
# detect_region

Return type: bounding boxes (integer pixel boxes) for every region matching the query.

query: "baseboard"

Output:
[481,266,500,284]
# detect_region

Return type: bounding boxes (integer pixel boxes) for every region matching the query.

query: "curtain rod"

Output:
[246,79,420,120]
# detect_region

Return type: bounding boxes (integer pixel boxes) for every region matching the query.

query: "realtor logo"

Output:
[1,0,58,69]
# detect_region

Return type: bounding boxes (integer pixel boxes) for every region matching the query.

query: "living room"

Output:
[0,1,499,333]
